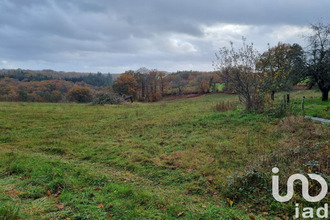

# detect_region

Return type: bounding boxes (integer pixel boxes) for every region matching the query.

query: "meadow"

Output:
[0,90,329,219]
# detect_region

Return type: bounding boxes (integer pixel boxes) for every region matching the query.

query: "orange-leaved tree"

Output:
[112,73,138,99]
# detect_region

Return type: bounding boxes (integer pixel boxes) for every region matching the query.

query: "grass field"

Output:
[0,90,329,219]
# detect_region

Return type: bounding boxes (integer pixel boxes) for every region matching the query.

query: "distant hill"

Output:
[0,68,110,79]
[0,68,113,87]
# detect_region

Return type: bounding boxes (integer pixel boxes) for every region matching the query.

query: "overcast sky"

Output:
[0,0,329,73]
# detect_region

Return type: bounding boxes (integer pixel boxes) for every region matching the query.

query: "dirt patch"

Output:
[162,94,206,101]
[292,84,309,90]
[218,90,236,94]
[2,185,24,198]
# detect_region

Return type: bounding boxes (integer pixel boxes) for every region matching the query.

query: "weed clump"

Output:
[213,101,237,111]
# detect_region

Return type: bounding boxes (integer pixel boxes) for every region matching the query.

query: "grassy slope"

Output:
[0,91,328,219]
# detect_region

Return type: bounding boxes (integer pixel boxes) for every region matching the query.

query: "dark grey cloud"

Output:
[0,0,329,72]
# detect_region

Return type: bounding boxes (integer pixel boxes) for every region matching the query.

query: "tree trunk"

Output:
[141,81,145,98]
[271,91,275,101]
[245,95,252,110]
[321,88,329,101]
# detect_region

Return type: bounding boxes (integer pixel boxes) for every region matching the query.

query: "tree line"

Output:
[112,68,222,102]
[0,68,220,103]
[0,69,112,87]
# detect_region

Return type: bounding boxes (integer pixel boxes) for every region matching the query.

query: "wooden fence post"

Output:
[302,96,305,118]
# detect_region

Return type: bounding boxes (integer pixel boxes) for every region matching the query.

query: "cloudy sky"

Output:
[0,0,329,73]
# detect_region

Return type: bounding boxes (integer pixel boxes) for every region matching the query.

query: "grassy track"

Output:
[0,91,328,219]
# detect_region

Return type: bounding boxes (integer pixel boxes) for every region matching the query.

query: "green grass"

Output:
[0,90,328,219]
[274,90,329,119]
[210,83,225,92]
[305,98,330,119]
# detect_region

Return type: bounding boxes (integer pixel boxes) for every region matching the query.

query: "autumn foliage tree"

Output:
[113,68,168,102]
[112,73,138,98]
[197,76,210,94]
[144,70,162,102]
[257,42,304,100]
[67,86,93,103]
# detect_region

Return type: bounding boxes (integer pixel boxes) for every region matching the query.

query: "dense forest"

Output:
[0,69,113,102]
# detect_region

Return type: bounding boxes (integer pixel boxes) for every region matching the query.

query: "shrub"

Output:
[226,170,270,203]
[66,86,93,103]
[92,92,124,105]
[214,39,262,110]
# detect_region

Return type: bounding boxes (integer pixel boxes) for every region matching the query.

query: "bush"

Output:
[226,170,270,203]
[92,92,124,105]
[67,86,93,103]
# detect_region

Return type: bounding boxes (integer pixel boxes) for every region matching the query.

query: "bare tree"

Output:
[214,38,262,110]
[171,75,188,95]
[305,21,330,101]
